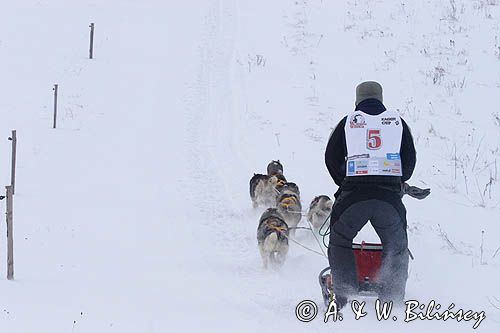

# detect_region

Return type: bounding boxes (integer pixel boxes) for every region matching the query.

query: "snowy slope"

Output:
[1,0,500,332]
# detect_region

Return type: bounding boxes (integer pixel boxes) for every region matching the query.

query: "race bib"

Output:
[344,110,403,177]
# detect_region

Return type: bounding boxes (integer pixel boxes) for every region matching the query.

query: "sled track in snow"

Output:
[183,0,255,258]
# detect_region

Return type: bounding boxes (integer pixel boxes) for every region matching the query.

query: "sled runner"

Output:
[319,242,383,306]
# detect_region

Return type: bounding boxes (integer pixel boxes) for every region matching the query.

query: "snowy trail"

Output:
[182,1,359,331]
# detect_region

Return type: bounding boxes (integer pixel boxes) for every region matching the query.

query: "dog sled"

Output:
[317,184,430,306]
[319,242,383,307]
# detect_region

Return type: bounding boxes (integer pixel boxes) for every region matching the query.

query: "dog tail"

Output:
[263,232,279,253]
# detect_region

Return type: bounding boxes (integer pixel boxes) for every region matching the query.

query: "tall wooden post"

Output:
[89,23,95,59]
[53,84,58,129]
[6,185,13,280]
[9,130,17,195]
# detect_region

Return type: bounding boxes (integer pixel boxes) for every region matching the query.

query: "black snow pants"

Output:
[328,199,409,303]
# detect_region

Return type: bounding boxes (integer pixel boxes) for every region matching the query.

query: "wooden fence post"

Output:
[53,84,58,129]
[6,185,13,280]
[89,23,95,59]
[8,130,17,195]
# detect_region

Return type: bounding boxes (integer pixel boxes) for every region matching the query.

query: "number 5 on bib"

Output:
[366,129,382,150]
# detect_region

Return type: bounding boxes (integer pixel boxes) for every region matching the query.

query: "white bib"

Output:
[344,110,403,177]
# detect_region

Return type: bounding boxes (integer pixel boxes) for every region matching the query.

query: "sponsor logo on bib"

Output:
[348,161,355,173]
[386,153,401,160]
[349,113,366,128]
[381,117,399,125]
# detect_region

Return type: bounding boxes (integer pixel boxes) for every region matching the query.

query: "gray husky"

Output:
[306,195,333,231]
[249,173,286,208]
[257,208,289,269]
[279,182,300,200]
[276,191,302,235]
[267,160,284,176]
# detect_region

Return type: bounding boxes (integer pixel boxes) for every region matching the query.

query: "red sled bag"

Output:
[352,242,383,292]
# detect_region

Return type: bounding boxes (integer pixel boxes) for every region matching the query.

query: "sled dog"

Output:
[267,160,284,176]
[279,182,300,200]
[249,173,287,208]
[276,192,302,234]
[307,195,333,231]
[257,208,289,269]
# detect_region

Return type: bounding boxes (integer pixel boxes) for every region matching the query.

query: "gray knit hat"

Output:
[355,81,383,106]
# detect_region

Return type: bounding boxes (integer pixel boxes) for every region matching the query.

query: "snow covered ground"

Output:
[0,0,499,332]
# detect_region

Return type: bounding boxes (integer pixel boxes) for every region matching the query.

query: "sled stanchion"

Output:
[6,185,14,280]
[53,84,58,129]
[8,130,17,195]
[89,23,95,59]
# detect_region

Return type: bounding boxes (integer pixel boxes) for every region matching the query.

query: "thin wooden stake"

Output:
[53,84,58,129]
[89,23,95,59]
[454,143,457,180]
[6,185,14,280]
[480,230,485,265]
[9,130,17,195]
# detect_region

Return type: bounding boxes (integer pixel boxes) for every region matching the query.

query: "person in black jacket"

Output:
[325,81,416,308]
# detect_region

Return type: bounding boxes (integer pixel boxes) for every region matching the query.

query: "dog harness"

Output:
[279,194,299,208]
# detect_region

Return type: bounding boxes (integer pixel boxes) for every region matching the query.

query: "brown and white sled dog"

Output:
[276,191,302,234]
[307,195,333,231]
[257,208,289,269]
[249,173,287,208]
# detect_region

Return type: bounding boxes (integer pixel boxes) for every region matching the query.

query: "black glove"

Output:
[402,183,431,200]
